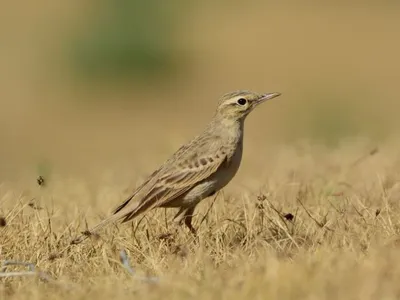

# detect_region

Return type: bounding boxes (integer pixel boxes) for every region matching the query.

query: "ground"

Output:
[2,139,400,299]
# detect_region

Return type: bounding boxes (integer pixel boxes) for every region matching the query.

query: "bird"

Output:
[71,90,281,244]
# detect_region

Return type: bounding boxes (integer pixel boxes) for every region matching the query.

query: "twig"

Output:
[0,271,37,278]
[119,250,159,283]
[0,260,73,290]
[1,260,35,272]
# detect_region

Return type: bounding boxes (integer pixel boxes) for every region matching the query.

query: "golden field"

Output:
[1,2,400,299]
[3,140,400,299]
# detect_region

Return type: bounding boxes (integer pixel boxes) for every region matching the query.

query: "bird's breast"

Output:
[217,141,243,188]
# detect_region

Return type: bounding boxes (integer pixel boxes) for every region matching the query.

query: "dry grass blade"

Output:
[198,192,219,228]
[296,197,334,231]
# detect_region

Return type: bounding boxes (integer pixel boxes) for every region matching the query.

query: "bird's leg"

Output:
[181,206,197,235]
[173,206,197,235]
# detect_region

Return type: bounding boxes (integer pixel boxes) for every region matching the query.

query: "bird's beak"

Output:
[257,92,281,104]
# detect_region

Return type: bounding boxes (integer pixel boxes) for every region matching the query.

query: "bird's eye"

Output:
[237,98,247,106]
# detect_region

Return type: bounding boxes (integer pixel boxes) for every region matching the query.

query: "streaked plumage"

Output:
[71,90,280,244]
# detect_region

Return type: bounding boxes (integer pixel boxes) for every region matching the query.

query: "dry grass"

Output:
[2,140,400,299]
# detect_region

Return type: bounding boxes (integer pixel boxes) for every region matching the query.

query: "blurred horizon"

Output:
[1,1,399,179]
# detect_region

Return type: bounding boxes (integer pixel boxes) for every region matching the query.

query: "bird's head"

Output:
[215,90,281,121]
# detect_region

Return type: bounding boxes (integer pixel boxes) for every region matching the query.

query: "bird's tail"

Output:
[70,211,128,245]
[70,185,158,245]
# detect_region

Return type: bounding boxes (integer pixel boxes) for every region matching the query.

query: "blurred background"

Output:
[1,1,399,182]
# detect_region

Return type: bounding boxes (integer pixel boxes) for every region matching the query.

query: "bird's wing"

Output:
[111,169,160,215]
[118,146,229,223]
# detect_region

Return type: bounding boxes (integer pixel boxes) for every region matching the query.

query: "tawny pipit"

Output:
[71,90,280,244]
